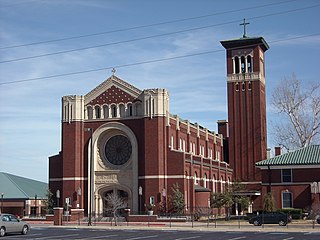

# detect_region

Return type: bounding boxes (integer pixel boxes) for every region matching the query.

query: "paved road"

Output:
[1,227,320,240]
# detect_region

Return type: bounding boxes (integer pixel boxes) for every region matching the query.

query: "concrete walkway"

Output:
[27,220,320,232]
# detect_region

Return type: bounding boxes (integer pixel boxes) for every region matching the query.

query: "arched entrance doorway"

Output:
[91,122,139,215]
[100,186,131,217]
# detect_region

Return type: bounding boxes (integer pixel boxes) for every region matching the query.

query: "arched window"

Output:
[170,135,174,150]
[135,102,142,116]
[127,103,133,117]
[241,56,246,73]
[220,176,224,192]
[247,55,252,72]
[103,105,109,119]
[87,106,93,120]
[95,105,101,119]
[212,175,216,193]
[235,56,240,74]
[111,105,117,118]
[119,104,125,117]
[194,172,198,185]
[204,174,207,188]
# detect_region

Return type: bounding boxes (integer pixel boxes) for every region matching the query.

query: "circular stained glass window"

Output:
[105,135,132,165]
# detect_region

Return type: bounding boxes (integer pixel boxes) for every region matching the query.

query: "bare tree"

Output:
[271,74,320,151]
[104,191,127,226]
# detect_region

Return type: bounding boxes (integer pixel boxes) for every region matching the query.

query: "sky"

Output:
[0,0,319,183]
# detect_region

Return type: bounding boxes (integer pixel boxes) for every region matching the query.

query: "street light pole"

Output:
[1,193,3,214]
[85,127,93,226]
[35,194,37,217]
[138,186,142,214]
[56,190,60,207]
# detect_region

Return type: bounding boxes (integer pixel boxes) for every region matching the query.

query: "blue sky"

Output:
[0,0,319,183]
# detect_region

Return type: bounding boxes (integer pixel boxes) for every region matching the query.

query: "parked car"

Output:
[316,215,320,224]
[248,212,289,226]
[0,214,30,237]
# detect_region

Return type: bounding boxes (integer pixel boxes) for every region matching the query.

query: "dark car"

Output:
[0,214,30,237]
[248,212,289,226]
[316,215,320,224]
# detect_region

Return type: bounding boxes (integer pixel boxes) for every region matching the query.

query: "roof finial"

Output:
[240,18,250,38]
[112,68,116,76]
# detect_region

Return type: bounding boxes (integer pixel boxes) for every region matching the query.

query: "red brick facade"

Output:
[49,36,290,217]
[49,76,232,216]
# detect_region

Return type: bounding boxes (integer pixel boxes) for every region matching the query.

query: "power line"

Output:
[0,0,298,50]
[0,0,42,8]
[1,3,319,64]
[0,33,318,86]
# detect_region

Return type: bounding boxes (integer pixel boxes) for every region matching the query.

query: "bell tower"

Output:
[220,26,269,183]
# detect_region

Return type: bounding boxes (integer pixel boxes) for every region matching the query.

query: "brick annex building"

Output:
[49,35,269,216]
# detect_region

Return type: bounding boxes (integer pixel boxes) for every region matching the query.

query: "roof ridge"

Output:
[84,75,142,99]
[4,173,30,198]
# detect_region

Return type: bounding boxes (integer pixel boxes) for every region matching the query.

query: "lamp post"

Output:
[56,190,60,207]
[1,193,3,214]
[77,187,82,208]
[138,186,142,213]
[85,127,93,226]
[162,188,166,214]
[34,194,37,217]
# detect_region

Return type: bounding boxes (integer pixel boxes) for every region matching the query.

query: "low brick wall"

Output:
[126,215,157,222]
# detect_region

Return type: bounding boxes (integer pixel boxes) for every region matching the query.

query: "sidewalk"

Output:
[27,220,320,232]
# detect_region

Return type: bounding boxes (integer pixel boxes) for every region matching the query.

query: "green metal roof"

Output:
[0,172,48,199]
[256,145,320,166]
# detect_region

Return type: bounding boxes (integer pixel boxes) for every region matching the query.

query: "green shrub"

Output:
[276,208,302,219]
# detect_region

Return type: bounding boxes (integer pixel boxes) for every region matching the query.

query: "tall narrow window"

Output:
[247,55,252,72]
[119,104,125,117]
[220,177,224,192]
[282,191,293,208]
[95,106,101,119]
[128,105,133,116]
[235,56,240,74]
[204,174,207,188]
[194,172,198,185]
[135,102,142,116]
[103,105,109,119]
[170,135,174,150]
[248,81,252,91]
[212,176,216,193]
[87,106,93,120]
[111,105,117,118]
[241,56,246,73]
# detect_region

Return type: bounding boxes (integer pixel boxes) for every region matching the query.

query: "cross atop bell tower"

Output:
[220,33,269,183]
[240,18,250,38]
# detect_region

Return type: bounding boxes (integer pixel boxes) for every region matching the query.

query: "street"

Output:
[1,227,320,240]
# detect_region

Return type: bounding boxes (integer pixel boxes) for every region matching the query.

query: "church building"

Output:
[49,33,270,216]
